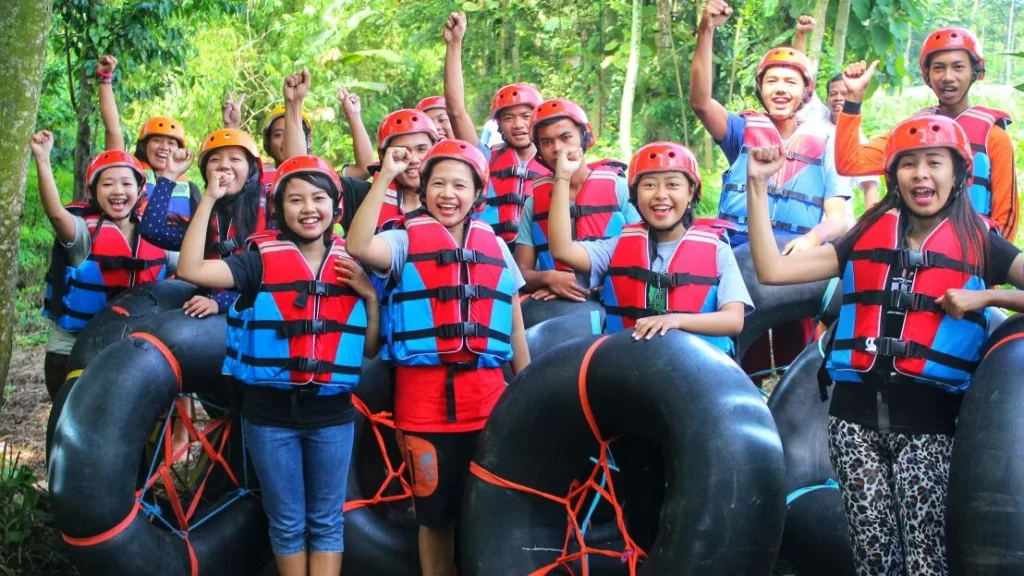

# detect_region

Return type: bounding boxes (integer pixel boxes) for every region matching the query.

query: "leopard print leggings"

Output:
[828,417,953,576]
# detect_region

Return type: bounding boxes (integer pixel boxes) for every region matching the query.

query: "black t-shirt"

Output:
[828,222,1020,435]
[339,176,372,234]
[222,249,354,429]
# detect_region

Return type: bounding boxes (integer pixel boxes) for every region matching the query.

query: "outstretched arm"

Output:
[30,131,77,244]
[338,87,373,179]
[835,60,887,176]
[282,70,312,160]
[689,0,733,142]
[97,55,125,151]
[443,12,479,145]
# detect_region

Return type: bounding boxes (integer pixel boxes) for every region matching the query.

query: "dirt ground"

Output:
[0,344,51,483]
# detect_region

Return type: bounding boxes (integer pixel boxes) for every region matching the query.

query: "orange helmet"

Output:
[376,109,438,156]
[416,96,447,112]
[529,98,594,150]
[628,142,702,202]
[882,115,973,174]
[198,129,261,164]
[490,83,543,119]
[137,116,186,147]
[755,48,815,110]
[419,139,490,189]
[86,150,146,190]
[919,27,985,82]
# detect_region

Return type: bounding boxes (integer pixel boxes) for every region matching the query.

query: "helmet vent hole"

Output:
[396,119,403,125]
[909,128,918,135]
[931,125,940,132]
[668,152,676,158]
[951,33,959,38]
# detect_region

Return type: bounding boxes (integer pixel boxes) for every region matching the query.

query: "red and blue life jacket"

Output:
[601,222,733,355]
[383,215,514,368]
[826,209,988,392]
[915,105,1011,218]
[43,207,167,332]
[223,233,367,393]
[718,112,828,237]
[531,166,626,271]
[477,145,550,243]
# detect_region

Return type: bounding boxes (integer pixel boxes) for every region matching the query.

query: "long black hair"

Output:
[271,172,341,247]
[198,154,264,244]
[841,153,988,273]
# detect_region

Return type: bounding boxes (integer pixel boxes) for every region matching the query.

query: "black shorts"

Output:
[401,430,480,529]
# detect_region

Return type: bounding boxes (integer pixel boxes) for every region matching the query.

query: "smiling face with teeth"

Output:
[497,104,535,149]
[280,177,335,241]
[893,147,957,218]
[636,172,695,240]
[203,146,252,196]
[759,66,806,120]
[93,167,142,221]
[143,135,181,171]
[424,159,480,230]
[926,50,974,110]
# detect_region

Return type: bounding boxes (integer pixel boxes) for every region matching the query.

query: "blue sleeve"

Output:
[616,177,642,224]
[213,290,240,314]
[140,176,190,250]
[378,229,410,283]
[715,242,754,315]
[718,112,747,165]
[498,241,526,292]
[580,237,618,289]
[516,197,535,247]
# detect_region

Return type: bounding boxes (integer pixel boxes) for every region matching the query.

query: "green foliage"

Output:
[0,445,77,575]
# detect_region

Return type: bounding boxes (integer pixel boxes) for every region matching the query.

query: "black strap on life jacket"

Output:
[534,203,620,222]
[391,321,511,343]
[261,280,359,309]
[390,284,512,304]
[842,290,986,328]
[443,360,479,423]
[831,336,979,374]
[723,183,825,207]
[718,213,813,235]
[848,248,981,276]
[485,193,527,207]
[226,316,367,338]
[606,266,718,289]
[225,348,362,376]
[408,248,507,268]
[491,166,542,181]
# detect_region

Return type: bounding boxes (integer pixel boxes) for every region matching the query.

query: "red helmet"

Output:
[376,109,438,157]
[271,155,343,224]
[490,84,543,119]
[86,150,147,190]
[529,98,595,150]
[755,48,815,110]
[882,115,973,174]
[416,96,447,112]
[919,27,985,82]
[420,139,489,190]
[628,142,702,202]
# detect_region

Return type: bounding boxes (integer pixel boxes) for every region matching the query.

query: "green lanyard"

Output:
[647,284,668,313]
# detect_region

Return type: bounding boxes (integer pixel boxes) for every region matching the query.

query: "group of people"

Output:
[31,1,1022,574]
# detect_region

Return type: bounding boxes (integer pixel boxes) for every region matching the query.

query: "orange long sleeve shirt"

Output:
[835,107,1019,241]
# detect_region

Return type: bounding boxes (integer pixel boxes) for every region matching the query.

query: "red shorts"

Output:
[394,365,506,433]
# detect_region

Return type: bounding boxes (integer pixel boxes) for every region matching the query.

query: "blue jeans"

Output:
[243,419,355,555]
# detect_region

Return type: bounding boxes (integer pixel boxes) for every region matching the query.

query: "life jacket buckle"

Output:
[296,357,325,374]
[437,322,479,339]
[888,288,914,310]
[898,249,925,269]
[873,337,909,358]
[438,249,476,265]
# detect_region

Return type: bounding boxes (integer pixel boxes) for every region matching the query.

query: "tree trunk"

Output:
[655,0,672,71]
[808,0,830,67]
[0,0,53,391]
[668,24,689,147]
[619,0,642,161]
[73,63,95,201]
[832,0,852,67]
[1007,0,1016,85]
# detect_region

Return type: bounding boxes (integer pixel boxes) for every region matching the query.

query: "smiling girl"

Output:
[176,155,379,576]
[344,139,529,576]
[33,131,170,399]
[745,115,1024,575]
[547,142,752,352]
[141,129,272,317]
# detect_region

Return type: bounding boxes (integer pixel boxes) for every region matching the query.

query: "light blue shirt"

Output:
[581,234,755,314]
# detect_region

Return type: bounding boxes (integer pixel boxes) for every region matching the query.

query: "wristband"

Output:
[99,79,112,85]
[841,100,862,115]
[96,68,113,80]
